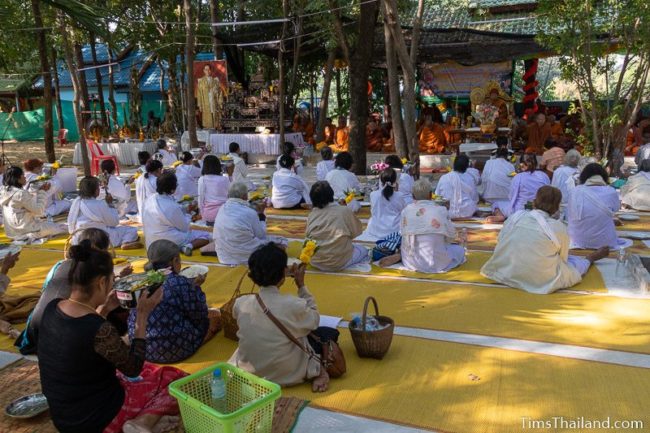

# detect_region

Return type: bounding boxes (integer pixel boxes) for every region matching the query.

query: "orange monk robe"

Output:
[302,121,315,145]
[382,128,396,153]
[550,122,564,139]
[330,126,349,152]
[419,124,447,154]
[366,127,384,152]
[525,122,552,155]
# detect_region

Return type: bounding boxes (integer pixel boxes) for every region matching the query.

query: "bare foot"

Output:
[123,413,162,433]
[312,369,329,393]
[0,320,19,339]
[485,215,505,224]
[587,246,610,264]
[152,415,180,433]
[300,203,313,210]
[121,241,144,250]
[613,218,623,227]
[378,254,401,268]
[123,420,153,433]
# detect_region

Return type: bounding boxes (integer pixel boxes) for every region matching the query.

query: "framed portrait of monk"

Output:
[194,60,228,130]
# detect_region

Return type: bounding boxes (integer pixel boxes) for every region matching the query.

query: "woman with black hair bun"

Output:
[360,168,407,241]
[271,154,312,209]
[135,159,163,222]
[0,166,65,241]
[324,151,362,213]
[505,153,550,217]
[567,163,629,250]
[276,141,304,176]
[198,155,230,225]
[435,154,480,219]
[37,239,186,433]
[174,151,201,199]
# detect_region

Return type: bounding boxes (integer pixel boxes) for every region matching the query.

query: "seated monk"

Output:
[330,116,349,153]
[549,115,564,139]
[481,186,609,294]
[525,113,552,155]
[302,117,315,145]
[366,119,384,152]
[418,115,447,154]
[292,114,302,134]
[382,123,396,153]
[323,117,335,145]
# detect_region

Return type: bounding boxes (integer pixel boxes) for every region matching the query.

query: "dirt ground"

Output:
[0,140,76,166]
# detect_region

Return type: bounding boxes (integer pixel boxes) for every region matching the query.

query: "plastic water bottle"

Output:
[210,368,227,413]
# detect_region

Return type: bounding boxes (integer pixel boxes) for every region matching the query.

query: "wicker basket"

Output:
[221,271,256,341]
[349,297,394,359]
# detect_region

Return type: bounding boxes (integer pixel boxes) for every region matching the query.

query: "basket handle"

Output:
[229,269,249,300]
[361,296,380,334]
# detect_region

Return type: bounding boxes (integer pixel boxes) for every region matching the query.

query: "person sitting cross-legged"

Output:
[480,186,609,294]
[621,159,650,211]
[379,179,466,273]
[434,154,479,219]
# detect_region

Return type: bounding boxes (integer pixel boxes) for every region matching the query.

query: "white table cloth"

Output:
[459,142,498,154]
[208,132,305,155]
[181,129,215,151]
[73,140,158,166]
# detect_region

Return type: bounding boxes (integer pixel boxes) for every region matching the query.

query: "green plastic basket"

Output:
[169,363,281,433]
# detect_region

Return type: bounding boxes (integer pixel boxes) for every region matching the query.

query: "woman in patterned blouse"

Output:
[128,239,222,363]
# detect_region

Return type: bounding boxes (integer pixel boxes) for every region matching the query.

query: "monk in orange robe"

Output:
[302,117,315,145]
[525,113,552,155]
[366,119,384,152]
[418,116,447,154]
[330,117,349,152]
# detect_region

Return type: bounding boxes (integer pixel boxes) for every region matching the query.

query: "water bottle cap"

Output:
[213,368,222,378]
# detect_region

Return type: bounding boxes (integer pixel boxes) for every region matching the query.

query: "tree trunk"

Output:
[59,13,90,176]
[278,0,289,143]
[287,14,303,107]
[74,43,90,127]
[209,0,222,59]
[316,50,336,142]
[31,0,55,163]
[106,42,118,131]
[347,0,379,175]
[335,69,342,112]
[167,54,182,132]
[184,0,198,148]
[51,48,64,131]
[383,11,407,157]
[89,33,108,131]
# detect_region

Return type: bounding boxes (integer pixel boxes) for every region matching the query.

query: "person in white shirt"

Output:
[99,159,136,217]
[135,159,162,222]
[0,166,65,241]
[271,154,311,209]
[635,142,650,166]
[276,142,304,177]
[174,151,201,199]
[435,155,479,219]
[67,176,141,249]
[360,168,406,241]
[154,139,178,167]
[325,151,362,213]
[379,179,466,273]
[551,149,581,219]
[385,155,415,205]
[142,172,210,255]
[621,159,650,211]
[198,155,230,225]
[481,186,609,294]
[482,147,515,215]
[227,142,255,191]
[23,158,71,218]
[213,182,286,265]
[137,151,151,175]
[316,147,335,181]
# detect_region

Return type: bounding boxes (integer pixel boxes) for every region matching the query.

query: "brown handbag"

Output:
[220,271,256,341]
[255,294,346,378]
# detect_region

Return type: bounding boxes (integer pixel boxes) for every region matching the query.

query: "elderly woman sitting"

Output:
[379,179,466,273]
[213,182,286,265]
[621,159,650,211]
[23,158,71,217]
[481,186,609,294]
[0,166,65,242]
[325,152,362,213]
[434,155,479,219]
[37,240,185,433]
[128,239,221,364]
[271,154,311,209]
[306,181,368,272]
[229,243,333,392]
[67,176,142,250]
[551,149,581,218]
[142,172,211,255]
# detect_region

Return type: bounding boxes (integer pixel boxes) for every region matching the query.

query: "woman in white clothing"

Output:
[67,177,141,249]
[142,172,210,255]
[271,154,311,209]
[0,167,65,241]
[482,147,515,215]
[174,152,201,199]
[153,139,177,167]
[379,179,465,273]
[276,142,304,177]
[435,155,479,219]
[23,158,70,218]
[316,147,335,181]
[198,155,230,226]
[567,163,626,250]
[135,159,162,221]
[481,186,609,294]
[551,149,581,218]
[324,152,362,213]
[621,159,650,211]
[361,168,406,241]
[385,155,415,205]
[99,159,136,217]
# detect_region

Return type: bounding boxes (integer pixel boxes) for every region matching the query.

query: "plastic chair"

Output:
[87,139,120,176]
[55,129,68,147]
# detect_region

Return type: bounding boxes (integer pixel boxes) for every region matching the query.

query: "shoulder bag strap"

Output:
[255,294,314,358]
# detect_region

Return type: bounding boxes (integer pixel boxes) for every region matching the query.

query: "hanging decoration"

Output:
[522,58,539,120]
